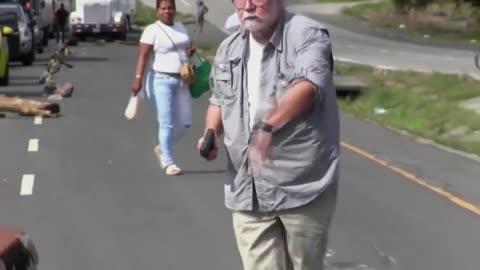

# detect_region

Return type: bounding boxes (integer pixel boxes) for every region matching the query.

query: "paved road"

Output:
[1,36,480,269]
[163,0,480,78]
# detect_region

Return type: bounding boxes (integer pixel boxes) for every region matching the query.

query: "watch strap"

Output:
[254,121,274,133]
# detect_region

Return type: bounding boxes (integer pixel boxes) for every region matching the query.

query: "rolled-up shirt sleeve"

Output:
[293,27,333,102]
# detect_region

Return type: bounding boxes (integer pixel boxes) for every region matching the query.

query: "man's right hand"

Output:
[131,78,142,96]
[197,130,219,161]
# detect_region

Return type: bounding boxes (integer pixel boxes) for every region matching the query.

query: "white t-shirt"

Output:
[247,33,266,129]
[140,21,190,74]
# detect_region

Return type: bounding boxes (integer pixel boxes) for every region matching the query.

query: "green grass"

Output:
[132,0,195,26]
[336,63,480,155]
[342,0,480,42]
[196,43,218,61]
[343,0,392,17]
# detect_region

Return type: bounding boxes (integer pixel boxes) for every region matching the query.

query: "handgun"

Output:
[200,129,215,159]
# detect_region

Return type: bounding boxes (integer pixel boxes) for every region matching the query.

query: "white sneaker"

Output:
[154,145,167,169]
[165,164,182,175]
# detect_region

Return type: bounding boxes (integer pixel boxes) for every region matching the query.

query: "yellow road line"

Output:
[341,141,480,216]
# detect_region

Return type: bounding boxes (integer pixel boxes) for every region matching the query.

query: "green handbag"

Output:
[189,54,213,98]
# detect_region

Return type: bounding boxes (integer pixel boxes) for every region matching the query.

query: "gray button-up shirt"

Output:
[209,11,340,212]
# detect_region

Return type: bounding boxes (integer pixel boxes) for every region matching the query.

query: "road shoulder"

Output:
[287,2,480,52]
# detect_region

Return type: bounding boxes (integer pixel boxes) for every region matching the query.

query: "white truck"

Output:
[69,0,134,41]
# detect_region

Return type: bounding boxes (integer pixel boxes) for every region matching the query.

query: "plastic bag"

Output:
[124,92,142,120]
[189,53,212,98]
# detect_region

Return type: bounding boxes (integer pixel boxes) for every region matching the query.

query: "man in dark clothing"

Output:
[196,0,208,32]
[55,3,69,44]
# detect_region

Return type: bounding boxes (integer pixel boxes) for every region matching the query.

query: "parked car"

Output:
[0,13,14,86]
[31,13,44,53]
[0,0,46,52]
[0,2,35,66]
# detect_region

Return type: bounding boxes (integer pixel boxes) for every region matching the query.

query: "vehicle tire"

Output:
[42,28,49,47]
[74,34,86,42]
[21,52,35,66]
[118,30,127,41]
[0,65,9,86]
[67,38,79,46]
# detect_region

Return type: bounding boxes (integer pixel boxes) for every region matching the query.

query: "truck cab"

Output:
[69,0,134,41]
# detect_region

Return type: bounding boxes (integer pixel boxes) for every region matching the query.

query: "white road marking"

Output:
[334,57,398,70]
[20,174,35,195]
[28,139,39,152]
[180,0,190,7]
[333,57,365,65]
[34,116,42,125]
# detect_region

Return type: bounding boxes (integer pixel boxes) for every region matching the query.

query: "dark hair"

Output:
[156,0,176,9]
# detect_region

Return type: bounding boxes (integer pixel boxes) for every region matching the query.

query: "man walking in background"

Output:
[196,0,209,32]
[55,3,69,44]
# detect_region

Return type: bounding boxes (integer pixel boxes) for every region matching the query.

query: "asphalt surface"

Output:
[167,0,480,78]
[1,24,480,269]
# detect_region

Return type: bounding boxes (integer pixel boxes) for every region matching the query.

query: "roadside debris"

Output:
[39,44,75,100]
[373,245,398,268]
[323,245,398,270]
[374,107,388,115]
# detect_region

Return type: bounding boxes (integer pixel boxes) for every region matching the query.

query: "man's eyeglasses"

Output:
[233,0,267,7]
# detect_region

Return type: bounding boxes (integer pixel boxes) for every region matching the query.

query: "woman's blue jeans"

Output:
[145,71,192,166]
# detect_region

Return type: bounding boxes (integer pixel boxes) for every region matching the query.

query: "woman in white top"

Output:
[131,0,195,175]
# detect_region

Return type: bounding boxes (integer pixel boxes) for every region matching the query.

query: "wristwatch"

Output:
[253,121,274,133]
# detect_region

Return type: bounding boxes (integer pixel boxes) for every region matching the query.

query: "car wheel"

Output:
[0,65,9,86]
[21,52,35,66]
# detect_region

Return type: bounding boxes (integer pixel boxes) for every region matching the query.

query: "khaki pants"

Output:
[232,182,338,270]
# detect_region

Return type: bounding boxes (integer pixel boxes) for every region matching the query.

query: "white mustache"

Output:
[243,12,258,20]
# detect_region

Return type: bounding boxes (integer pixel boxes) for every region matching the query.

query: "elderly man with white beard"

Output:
[197,0,340,269]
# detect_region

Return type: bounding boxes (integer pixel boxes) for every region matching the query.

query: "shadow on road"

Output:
[181,169,226,175]
[336,91,362,100]
[67,56,110,62]
[8,75,39,80]
[0,90,44,98]
[8,81,41,87]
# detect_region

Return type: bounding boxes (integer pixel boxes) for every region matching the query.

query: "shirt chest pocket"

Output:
[214,58,241,100]
[273,64,296,98]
